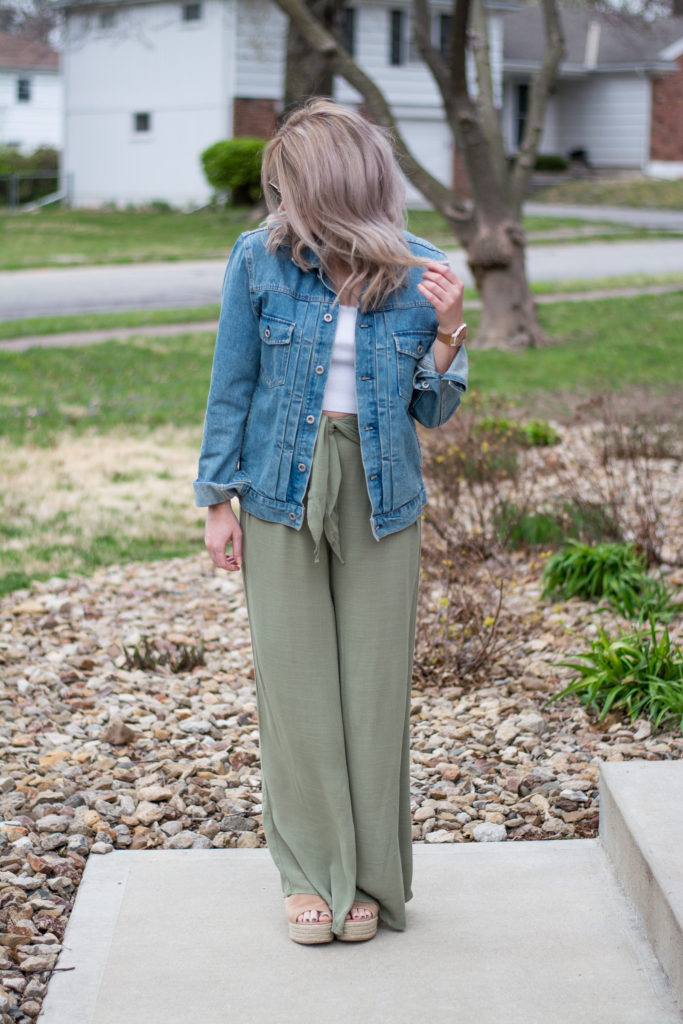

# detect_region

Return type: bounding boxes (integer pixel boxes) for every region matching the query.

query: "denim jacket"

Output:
[193,227,468,540]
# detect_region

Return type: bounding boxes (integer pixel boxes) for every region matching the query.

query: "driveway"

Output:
[1,239,682,321]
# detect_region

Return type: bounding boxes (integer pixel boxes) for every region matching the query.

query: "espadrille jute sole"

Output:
[288,920,334,944]
[336,916,378,942]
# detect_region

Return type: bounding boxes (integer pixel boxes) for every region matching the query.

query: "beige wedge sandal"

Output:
[337,901,379,942]
[285,894,334,945]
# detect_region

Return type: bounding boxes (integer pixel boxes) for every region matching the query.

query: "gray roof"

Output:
[503,6,683,72]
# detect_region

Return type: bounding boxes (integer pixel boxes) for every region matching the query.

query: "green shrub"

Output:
[200,138,266,205]
[543,616,683,734]
[518,418,560,447]
[494,498,619,551]
[534,153,569,172]
[0,145,59,204]
[541,540,675,619]
[494,501,566,549]
[473,416,559,447]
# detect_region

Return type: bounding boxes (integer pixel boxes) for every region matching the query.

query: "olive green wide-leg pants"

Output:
[240,415,421,938]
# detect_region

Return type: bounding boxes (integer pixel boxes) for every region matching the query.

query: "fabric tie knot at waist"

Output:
[306,414,360,564]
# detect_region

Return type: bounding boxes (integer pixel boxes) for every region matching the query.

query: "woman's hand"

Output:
[417,261,465,335]
[205,501,242,572]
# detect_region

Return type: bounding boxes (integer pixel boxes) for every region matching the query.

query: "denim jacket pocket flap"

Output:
[259,316,295,387]
[392,330,434,400]
[392,329,433,358]
[260,316,295,345]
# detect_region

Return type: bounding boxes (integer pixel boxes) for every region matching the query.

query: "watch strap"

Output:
[436,322,467,347]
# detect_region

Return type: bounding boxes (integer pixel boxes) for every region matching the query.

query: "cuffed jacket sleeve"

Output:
[409,340,468,428]
[193,235,261,506]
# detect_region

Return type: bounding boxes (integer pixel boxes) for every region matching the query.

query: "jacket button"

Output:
[306,415,315,424]
[323,313,333,322]
[264,327,271,338]
[289,512,296,520]
[298,463,306,472]
[417,345,423,354]
[315,365,324,374]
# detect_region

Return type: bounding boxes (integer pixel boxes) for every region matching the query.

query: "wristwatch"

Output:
[436,322,467,350]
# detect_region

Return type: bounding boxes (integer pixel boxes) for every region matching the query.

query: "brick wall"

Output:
[232,98,278,139]
[650,56,683,162]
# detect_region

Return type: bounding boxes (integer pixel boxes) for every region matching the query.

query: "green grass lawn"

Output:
[0,206,253,270]
[0,305,222,341]
[1,291,681,448]
[533,176,683,210]
[0,205,673,270]
[471,292,683,393]
[2,290,681,597]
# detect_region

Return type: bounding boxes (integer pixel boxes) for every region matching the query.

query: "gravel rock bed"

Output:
[1,530,682,1020]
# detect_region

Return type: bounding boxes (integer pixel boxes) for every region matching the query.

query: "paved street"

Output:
[1,238,682,321]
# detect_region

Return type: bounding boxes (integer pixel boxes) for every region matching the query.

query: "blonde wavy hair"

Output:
[261,99,428,312]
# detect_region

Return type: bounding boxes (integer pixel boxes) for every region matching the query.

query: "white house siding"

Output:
[62,0,507,205]
[63,0,235,205]
[557,75,650,168]
[0,69,62,152]
[234,0,286,100]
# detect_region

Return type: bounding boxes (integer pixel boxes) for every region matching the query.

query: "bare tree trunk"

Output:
[283,0,346,108]
[468,227,545,349]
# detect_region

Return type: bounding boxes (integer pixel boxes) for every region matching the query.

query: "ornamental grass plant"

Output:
[544,616,683,734]
[541,540,676,620]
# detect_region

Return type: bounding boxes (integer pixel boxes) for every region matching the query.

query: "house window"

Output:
[390,10,403,65]
[516,83,529,147]
[17,78,31,102]
[181,2,201,21]
[133,112,152,132]
[389,9,423,65]
[340,6,355,57]
[439,13,452,62]
[99,10,116,28]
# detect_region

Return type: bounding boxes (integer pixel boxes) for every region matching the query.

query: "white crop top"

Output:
[322,304,358,414]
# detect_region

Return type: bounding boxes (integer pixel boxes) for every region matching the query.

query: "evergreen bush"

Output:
[200,138,266,205]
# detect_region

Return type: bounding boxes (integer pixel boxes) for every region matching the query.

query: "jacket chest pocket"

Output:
[392,330,432,401]
[260,316,295,388]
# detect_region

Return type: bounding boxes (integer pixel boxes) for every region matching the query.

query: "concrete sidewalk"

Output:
[39,761,683,1024]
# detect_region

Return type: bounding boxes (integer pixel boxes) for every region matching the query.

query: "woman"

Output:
[194,99,468,945]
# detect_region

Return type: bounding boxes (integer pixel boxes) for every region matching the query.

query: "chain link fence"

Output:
[0,171,61,207]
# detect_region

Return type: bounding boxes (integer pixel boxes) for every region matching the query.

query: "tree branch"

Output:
[509,0,565,215]
[469,0,506,190]
[442,0,508,222]
[272,0,472,227]
[412,0,458,137]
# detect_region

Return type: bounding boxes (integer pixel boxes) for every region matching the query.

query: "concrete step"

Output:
[39,761,683,1024]
[600,760,683,1010]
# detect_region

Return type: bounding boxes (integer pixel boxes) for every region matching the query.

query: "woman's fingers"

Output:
[231,527,243,567]
[420,262,464,331]
[205,522,243,572]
